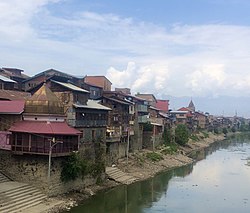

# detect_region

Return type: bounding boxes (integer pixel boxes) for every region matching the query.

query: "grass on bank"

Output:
[145,152,164,162]
[190,134,199,141]
[161,143,179,155]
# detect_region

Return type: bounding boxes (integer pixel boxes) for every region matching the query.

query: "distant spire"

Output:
[188,99,195,112]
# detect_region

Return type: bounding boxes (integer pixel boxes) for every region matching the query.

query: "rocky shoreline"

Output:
[115,132,225,183]
[35,132,226,213]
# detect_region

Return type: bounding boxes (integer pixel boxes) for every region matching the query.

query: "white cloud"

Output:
[0,0,60,39]
[107,62,170,97]
[106,62,136,88]
[186,64,226,96]
[1,1,250,99]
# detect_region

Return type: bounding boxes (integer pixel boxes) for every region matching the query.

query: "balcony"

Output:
[68,119,107,127]
[137,104,148,113]
[138,115,148,123]
[11,139,78,157]
[149,117,164,126]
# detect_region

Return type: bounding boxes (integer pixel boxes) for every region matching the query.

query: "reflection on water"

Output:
[66,134,250,213]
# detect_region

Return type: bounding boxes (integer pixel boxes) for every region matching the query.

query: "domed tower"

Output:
[9,83,80,157]
[188,99,195,112]
[25,83,64,115]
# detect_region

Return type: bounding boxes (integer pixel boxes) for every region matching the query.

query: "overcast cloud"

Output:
[1,0,250,100]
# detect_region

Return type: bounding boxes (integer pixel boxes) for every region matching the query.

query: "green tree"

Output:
[175,124,189,146]
[214,128,219,134]
[163,126,172,144]
[222,127,228,135]
[61,153,82,182]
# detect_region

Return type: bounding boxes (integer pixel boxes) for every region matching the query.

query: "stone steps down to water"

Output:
[106,167,138,185]
[0,180,46,213]
[0,172,11,183]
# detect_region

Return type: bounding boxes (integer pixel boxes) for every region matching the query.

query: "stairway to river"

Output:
[106,167,138,185]
[0,171,10,183]
[0,171,47,213]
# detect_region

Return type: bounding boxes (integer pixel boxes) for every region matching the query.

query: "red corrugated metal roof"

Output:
[178,107,193,117]
[156,100,169,112]
[0,100,25,114]
[9,121,81,135]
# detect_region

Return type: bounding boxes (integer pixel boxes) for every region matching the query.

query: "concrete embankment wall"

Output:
[0,146,98,196]
[143,131,163,150]
[106,142,127,165]
[106,127,144,166]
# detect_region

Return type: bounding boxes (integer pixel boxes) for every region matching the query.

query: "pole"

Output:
[153,125,155,151]
[48,148,52,181]
[47,138,62,196]
[126,128,130,165]
[47,139,52,196]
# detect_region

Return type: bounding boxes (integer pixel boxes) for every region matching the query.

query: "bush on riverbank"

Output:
[145,152,164,162]
[61,153,86,182]
[160,143,178,155]
[222,127,228,135]
[163,126,172,144]
[61,151,105,183]
[175,124,189,146]
[190,134,199,141]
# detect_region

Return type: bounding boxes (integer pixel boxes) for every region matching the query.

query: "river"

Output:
[66,134,250,213]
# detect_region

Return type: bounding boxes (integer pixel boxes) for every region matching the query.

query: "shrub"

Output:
[222,127,228,135]
[161,143,178,155]
[190,134,199,141]
[163,127,172,144]
[175,124,189,146]
[239,124,250,132]
[202,131,209,138]
[61,151,104,182]
[89,162,105,177]
[61,153,82,182]
[214,128,219,134]
[146,152,163,162]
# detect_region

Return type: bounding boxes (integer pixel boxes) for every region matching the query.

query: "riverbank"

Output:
[33,132,225,213]
[115,132,225,183]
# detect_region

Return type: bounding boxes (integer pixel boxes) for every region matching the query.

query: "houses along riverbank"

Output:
[0,69,245,213]
[34,132,225,213]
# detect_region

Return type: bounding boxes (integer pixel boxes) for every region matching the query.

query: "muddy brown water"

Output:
[65,134,250,213]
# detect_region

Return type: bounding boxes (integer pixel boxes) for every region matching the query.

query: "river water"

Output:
[66,134,250,213]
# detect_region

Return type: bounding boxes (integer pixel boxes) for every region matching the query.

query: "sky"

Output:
[1,0,250,114]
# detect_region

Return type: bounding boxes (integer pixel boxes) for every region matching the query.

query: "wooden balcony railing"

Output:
[68,119,107,127]
[11,142,78,157]
[149,117,164,126]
